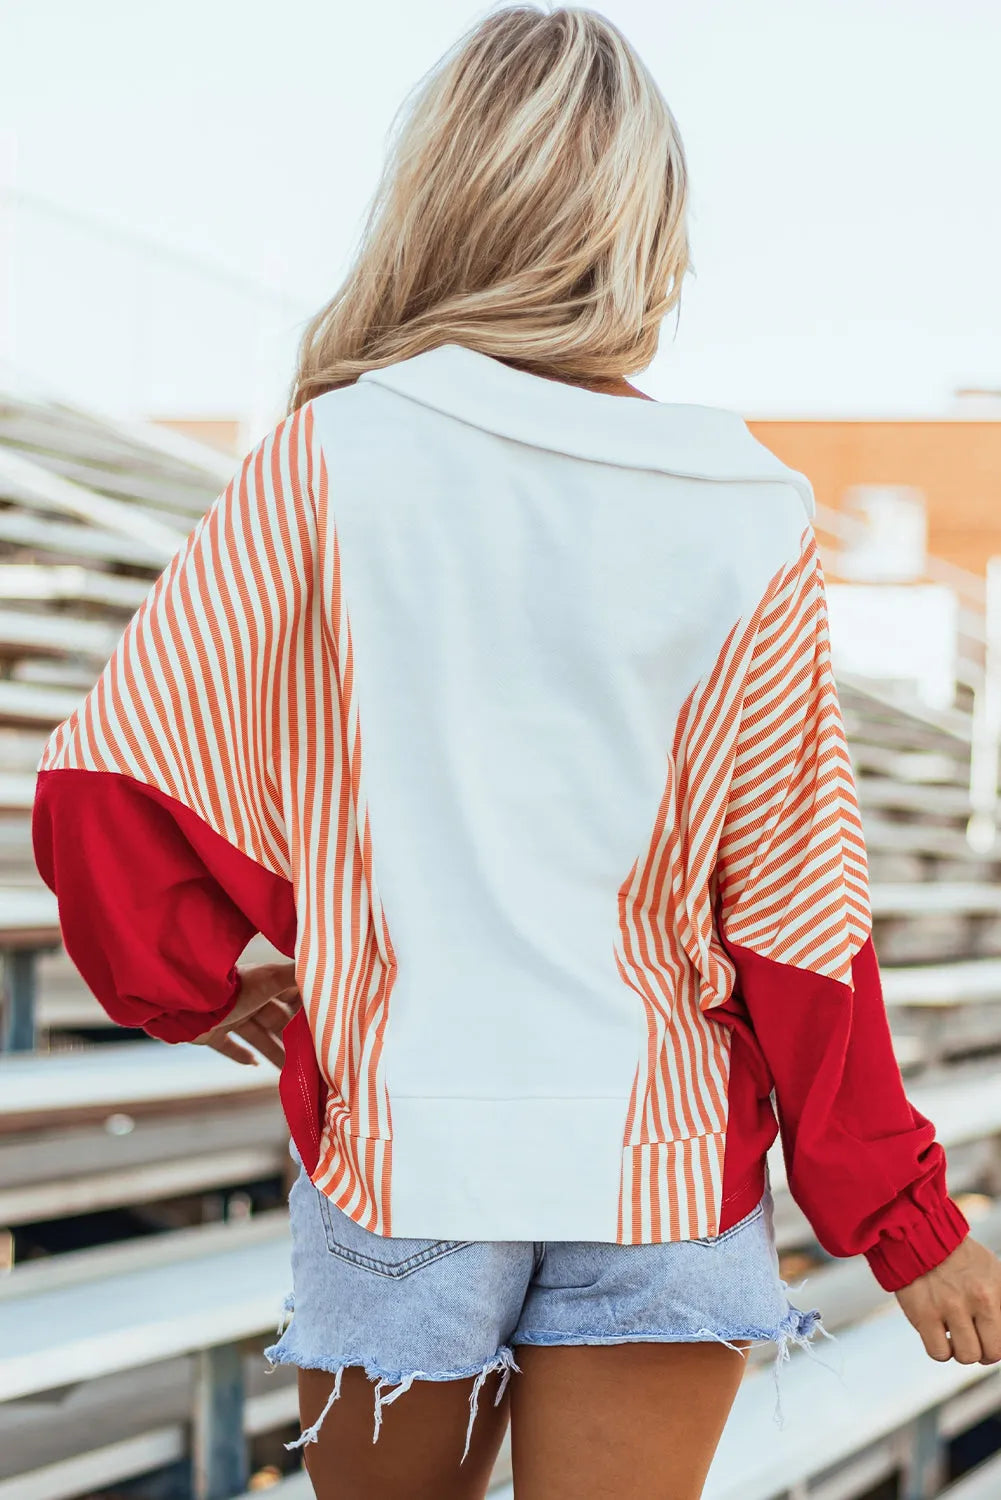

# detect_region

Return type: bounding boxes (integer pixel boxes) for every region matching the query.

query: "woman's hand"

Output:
[896,1236,1001,1365]
[193,961,301,1069]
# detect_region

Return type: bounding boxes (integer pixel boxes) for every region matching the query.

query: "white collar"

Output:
[359,343,814,517]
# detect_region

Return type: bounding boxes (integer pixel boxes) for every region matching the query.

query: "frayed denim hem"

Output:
[263,1328,519,1462]
[265,1283,842,1454]
[697,1303,843,1428]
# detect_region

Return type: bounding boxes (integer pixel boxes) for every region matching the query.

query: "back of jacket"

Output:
[308,349,826,1242]
[35,345,967,1286]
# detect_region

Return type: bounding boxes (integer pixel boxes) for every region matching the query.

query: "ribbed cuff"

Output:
[141,969,243,1045]
[864,1195,971,1292]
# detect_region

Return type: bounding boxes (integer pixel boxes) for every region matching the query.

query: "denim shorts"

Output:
[265,1147,827,1460]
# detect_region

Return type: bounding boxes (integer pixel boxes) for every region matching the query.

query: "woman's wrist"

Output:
[865,1194,971,1292]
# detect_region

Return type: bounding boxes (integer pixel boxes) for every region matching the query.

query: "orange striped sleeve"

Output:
[714,529,871,983]
[703,534,967,1285]
[36,404,399,1233]
[37,407,317,879]
[33,413,316,1040]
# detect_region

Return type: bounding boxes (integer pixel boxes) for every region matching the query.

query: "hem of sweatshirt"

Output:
[369,1094,639,1242]
[864,1195,970,1291]
[717,1162,769,1234]
[333,1095,745,1244]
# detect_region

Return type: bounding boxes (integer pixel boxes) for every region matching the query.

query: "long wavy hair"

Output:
[289,5,690,409]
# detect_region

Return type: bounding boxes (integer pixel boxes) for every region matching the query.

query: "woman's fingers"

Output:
[225,966,300,1028]
[206,1031,260,1067]
[896,1238,1001,1366]
[239,961,298,1004]
[192,963,301,1061]
[974,1306,1001,1366]
[236,1015,287,1069]
[943,1311,983,1366]
[193,985,300,1064]
[915,1313,952,1363]
[271,983,301,1007]
[255,995,301,1034]
[970,1271,1001,1365]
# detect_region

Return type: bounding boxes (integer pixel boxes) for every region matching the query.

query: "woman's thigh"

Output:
[298,1366,510,1500]
[509,1340,748,1500]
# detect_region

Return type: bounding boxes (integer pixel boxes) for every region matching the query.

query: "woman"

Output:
[32,7,1001,1499]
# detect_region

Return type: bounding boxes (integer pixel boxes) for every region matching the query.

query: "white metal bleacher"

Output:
[0,889,57,936]
[0,1215,297,1500]
[0,1214,290,1404]
[0,890,60,1051]
[704,1303,1001,1500]
[0,609,123,664]
[0,1041,288,1225]
[871,883,1001,918]
[0,561,150,610]
[0,1040,280,1123]
[882,959,1001,1007]
[0,508,167,568]
[0,443,183,561]
[0,774,35,812]
[0,680,83,728]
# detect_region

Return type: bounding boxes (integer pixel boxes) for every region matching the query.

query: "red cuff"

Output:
[140,967,244,1044]
[864,1194,970,1292]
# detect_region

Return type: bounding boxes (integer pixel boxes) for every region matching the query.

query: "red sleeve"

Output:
[32,768,297,1044]
[719,937,969,1291]
[712,532,968,1291]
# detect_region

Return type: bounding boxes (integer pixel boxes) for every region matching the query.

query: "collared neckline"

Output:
[359,343,814,516]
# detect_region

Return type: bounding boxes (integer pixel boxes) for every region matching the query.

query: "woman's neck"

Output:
[492,355,654,402]
[577,374,654,401]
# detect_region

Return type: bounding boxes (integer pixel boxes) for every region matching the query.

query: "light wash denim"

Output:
[265,1147,829,1460]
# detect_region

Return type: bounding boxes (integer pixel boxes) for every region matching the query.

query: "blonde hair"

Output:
[290,5,690,409]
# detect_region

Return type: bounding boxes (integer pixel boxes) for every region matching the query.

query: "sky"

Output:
[1,0,999,426]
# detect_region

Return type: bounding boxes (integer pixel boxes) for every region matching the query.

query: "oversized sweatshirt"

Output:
[32,343,968,1290]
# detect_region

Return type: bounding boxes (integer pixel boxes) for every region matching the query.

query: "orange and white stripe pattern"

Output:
[40,404,399,1233]
[715,535,870,978]
[301,476,397,1233]
[616,529,870,1243]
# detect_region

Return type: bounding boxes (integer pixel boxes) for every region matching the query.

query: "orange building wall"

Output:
[749,421,1001,577]
[153,417,242,455]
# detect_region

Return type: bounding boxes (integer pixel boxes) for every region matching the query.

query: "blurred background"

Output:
[0,3,999,1499]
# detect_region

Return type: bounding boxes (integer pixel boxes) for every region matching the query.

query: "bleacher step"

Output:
[882,958,1001,1006]
[859,777,972,818]
[871,883,1001,917]
[704,1305,999,1500]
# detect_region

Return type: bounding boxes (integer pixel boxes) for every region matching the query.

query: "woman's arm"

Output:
[711,530,969,1291]
[32,768,297,1043]
[716,937,967,1290]
[31,406,316,1048]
